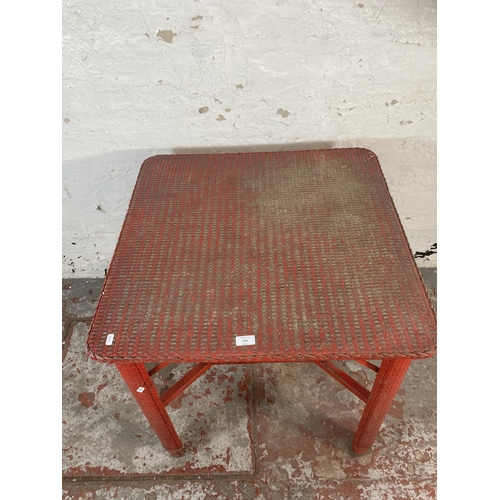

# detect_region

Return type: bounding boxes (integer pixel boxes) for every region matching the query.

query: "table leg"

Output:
[352,358,411,454]
[116,362,184,457]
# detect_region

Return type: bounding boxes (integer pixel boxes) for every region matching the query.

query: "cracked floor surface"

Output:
[63,269,436,499]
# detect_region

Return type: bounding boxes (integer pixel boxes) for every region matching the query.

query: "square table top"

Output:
[87,149,436,364]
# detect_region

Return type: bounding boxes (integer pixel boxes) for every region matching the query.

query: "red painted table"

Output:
[87,149,437,456]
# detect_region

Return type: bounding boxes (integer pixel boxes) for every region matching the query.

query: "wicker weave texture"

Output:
[352,358,412,453]
[116,363,183,454]
[87,149,436,363]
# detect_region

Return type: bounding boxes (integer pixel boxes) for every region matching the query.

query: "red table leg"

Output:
[352,358,411,454]
[116,362,184,457]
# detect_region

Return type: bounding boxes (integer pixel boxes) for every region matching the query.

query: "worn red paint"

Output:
[63,465,125,477]
[78,391,95,408]
[388,397,405,419]
[85,151,436,458]
[223,386,234,403]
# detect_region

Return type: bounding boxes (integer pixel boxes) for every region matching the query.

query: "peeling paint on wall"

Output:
[414,243,437,260]
[62,0,436,278]
[277,108,290,118]
[156,29,177,43]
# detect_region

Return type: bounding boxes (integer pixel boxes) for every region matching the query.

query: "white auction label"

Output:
[235,335,256,346]
[136,387,145,393]
[105,334,114,345]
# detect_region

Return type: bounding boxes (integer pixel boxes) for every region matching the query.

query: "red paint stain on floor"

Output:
[78,391,95,408]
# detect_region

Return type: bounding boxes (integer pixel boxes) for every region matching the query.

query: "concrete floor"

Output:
[62,269,437,500]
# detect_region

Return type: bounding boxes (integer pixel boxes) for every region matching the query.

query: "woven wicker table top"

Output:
[87,149,436,364]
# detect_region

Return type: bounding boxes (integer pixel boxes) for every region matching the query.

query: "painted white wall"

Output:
[63,0,436,278]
